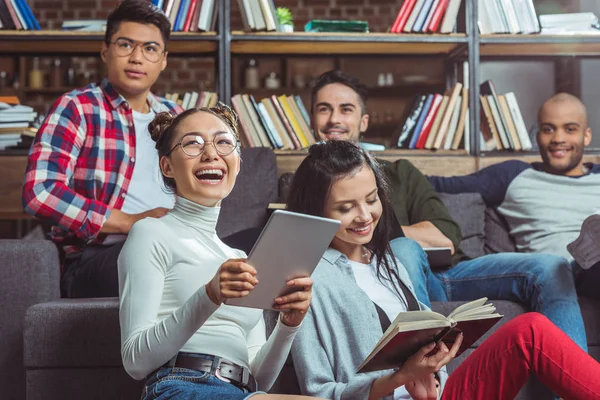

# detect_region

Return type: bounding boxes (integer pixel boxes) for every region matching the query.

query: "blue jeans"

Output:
[390,237,588,352]
[142,355,266,400]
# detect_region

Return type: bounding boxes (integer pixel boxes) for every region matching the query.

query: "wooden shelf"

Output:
[22,86,78,94]
[0,31,219,55]
[480,34,600,57]
[231,32,468,55]
[235,82,444,98]
[274,149,474,176]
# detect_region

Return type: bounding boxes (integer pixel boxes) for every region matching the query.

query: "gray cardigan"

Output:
[291,248,448,400]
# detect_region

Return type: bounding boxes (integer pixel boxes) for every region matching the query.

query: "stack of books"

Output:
[479,80,532,152]
[305,20,369,33]
[165,91,218,109]
[231,93,315,150]
[478,0,540,34]
[61,20,106,32]
[0,100,37,151]
[390,0,463,34]
[238,0,280,32]
[152,0,217,32]
[0,0,40,30]
[539,12,600,35]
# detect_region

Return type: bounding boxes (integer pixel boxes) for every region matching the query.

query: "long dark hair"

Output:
[286,140,406,303]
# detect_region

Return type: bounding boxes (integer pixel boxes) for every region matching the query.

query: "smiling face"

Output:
[323,164,382,262]
[159,111,240,207]
[537,94,592,176]
[312,83,369,142]
[101,21,167,99]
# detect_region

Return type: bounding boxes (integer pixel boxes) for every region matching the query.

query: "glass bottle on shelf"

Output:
[245,59,260,89]
[265,72,280,89]
[29,57,44,89]
[51,59,64,88]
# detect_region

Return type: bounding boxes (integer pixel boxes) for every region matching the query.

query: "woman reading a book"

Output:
[287,140,600,400]
[117,104,319,400]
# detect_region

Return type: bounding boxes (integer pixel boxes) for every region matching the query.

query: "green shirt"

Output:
[380,159,468,267]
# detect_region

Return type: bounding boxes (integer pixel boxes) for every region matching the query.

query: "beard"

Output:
[541,145,584,175]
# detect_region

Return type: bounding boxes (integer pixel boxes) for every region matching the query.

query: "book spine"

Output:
[409,93,434,149]
[412,0,435,32]
[272,95,301,150]
[403,0,426,33]
[397,95,426,148]
[415,94,442,149]
[440,0,462,33]
[391,0,417,33]
[183,0,198,31]
[428,0,449,33]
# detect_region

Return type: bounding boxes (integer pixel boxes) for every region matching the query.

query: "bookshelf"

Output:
[1,0,599,226]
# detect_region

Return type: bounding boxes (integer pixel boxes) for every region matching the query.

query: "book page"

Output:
[447,297,489,319]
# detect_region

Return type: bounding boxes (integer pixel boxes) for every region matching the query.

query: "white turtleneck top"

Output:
[118,196,300,389]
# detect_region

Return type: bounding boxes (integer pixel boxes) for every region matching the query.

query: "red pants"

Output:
[442,313,600,400]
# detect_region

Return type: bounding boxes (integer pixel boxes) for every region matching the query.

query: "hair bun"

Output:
[149,112,175,143]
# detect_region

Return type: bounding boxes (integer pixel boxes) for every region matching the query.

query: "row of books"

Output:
[238,0,280,32]
[231,94,315,150]
[0,0,40,30]
[165,91,219,109]
[395,82,468,150]
[478,0,540,35]
[151,0,217,32]
[479,80,532,151]
[391,0,463,34]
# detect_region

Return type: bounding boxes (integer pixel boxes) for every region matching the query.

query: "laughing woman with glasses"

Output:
[118,104,319,400]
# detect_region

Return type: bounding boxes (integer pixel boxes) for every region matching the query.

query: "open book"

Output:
[357,298,502,373]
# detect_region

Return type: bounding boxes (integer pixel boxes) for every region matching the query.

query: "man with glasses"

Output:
[22,0,182,298]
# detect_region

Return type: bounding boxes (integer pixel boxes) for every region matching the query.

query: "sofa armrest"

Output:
[0,239,61,400]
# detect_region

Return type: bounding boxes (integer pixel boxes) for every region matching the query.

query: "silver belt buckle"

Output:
[213,357,231,383]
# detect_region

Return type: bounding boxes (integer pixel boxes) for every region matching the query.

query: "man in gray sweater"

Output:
[429,92,600,299]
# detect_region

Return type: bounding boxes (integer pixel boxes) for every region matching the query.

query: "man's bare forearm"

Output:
[401,221,455,254]
[100,208,135,234]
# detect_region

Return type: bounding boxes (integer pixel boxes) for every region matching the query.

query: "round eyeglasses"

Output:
[110,38,165,63]
[168,132,240,157]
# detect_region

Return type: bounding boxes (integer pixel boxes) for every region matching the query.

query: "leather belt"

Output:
[173,353,257,393]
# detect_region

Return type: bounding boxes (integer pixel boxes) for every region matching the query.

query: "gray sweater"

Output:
[291,248,448,400]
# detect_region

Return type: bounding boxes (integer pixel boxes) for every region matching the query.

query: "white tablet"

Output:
[225,210,340,310]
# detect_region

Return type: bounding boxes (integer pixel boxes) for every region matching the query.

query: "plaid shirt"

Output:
[22,79,182,251]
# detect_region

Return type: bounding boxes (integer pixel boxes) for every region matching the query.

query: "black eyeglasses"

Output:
[110,38,165,63]
[168,132,240,157]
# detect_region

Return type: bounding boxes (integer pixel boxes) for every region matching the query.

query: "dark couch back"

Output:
[217,147,279,237]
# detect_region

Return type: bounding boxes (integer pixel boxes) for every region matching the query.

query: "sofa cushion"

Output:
[485,207,517,254]
[438,193,486,259]
[217,147,279,238]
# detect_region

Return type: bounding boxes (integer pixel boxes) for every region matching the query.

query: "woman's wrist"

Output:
[205,283,221,305]
[369,370,409,400]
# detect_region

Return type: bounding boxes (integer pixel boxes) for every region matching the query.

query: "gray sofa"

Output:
[3,148,599,400]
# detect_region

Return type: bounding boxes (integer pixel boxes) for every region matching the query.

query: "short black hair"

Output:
[105,0,171,49]
[311,70,369,115]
